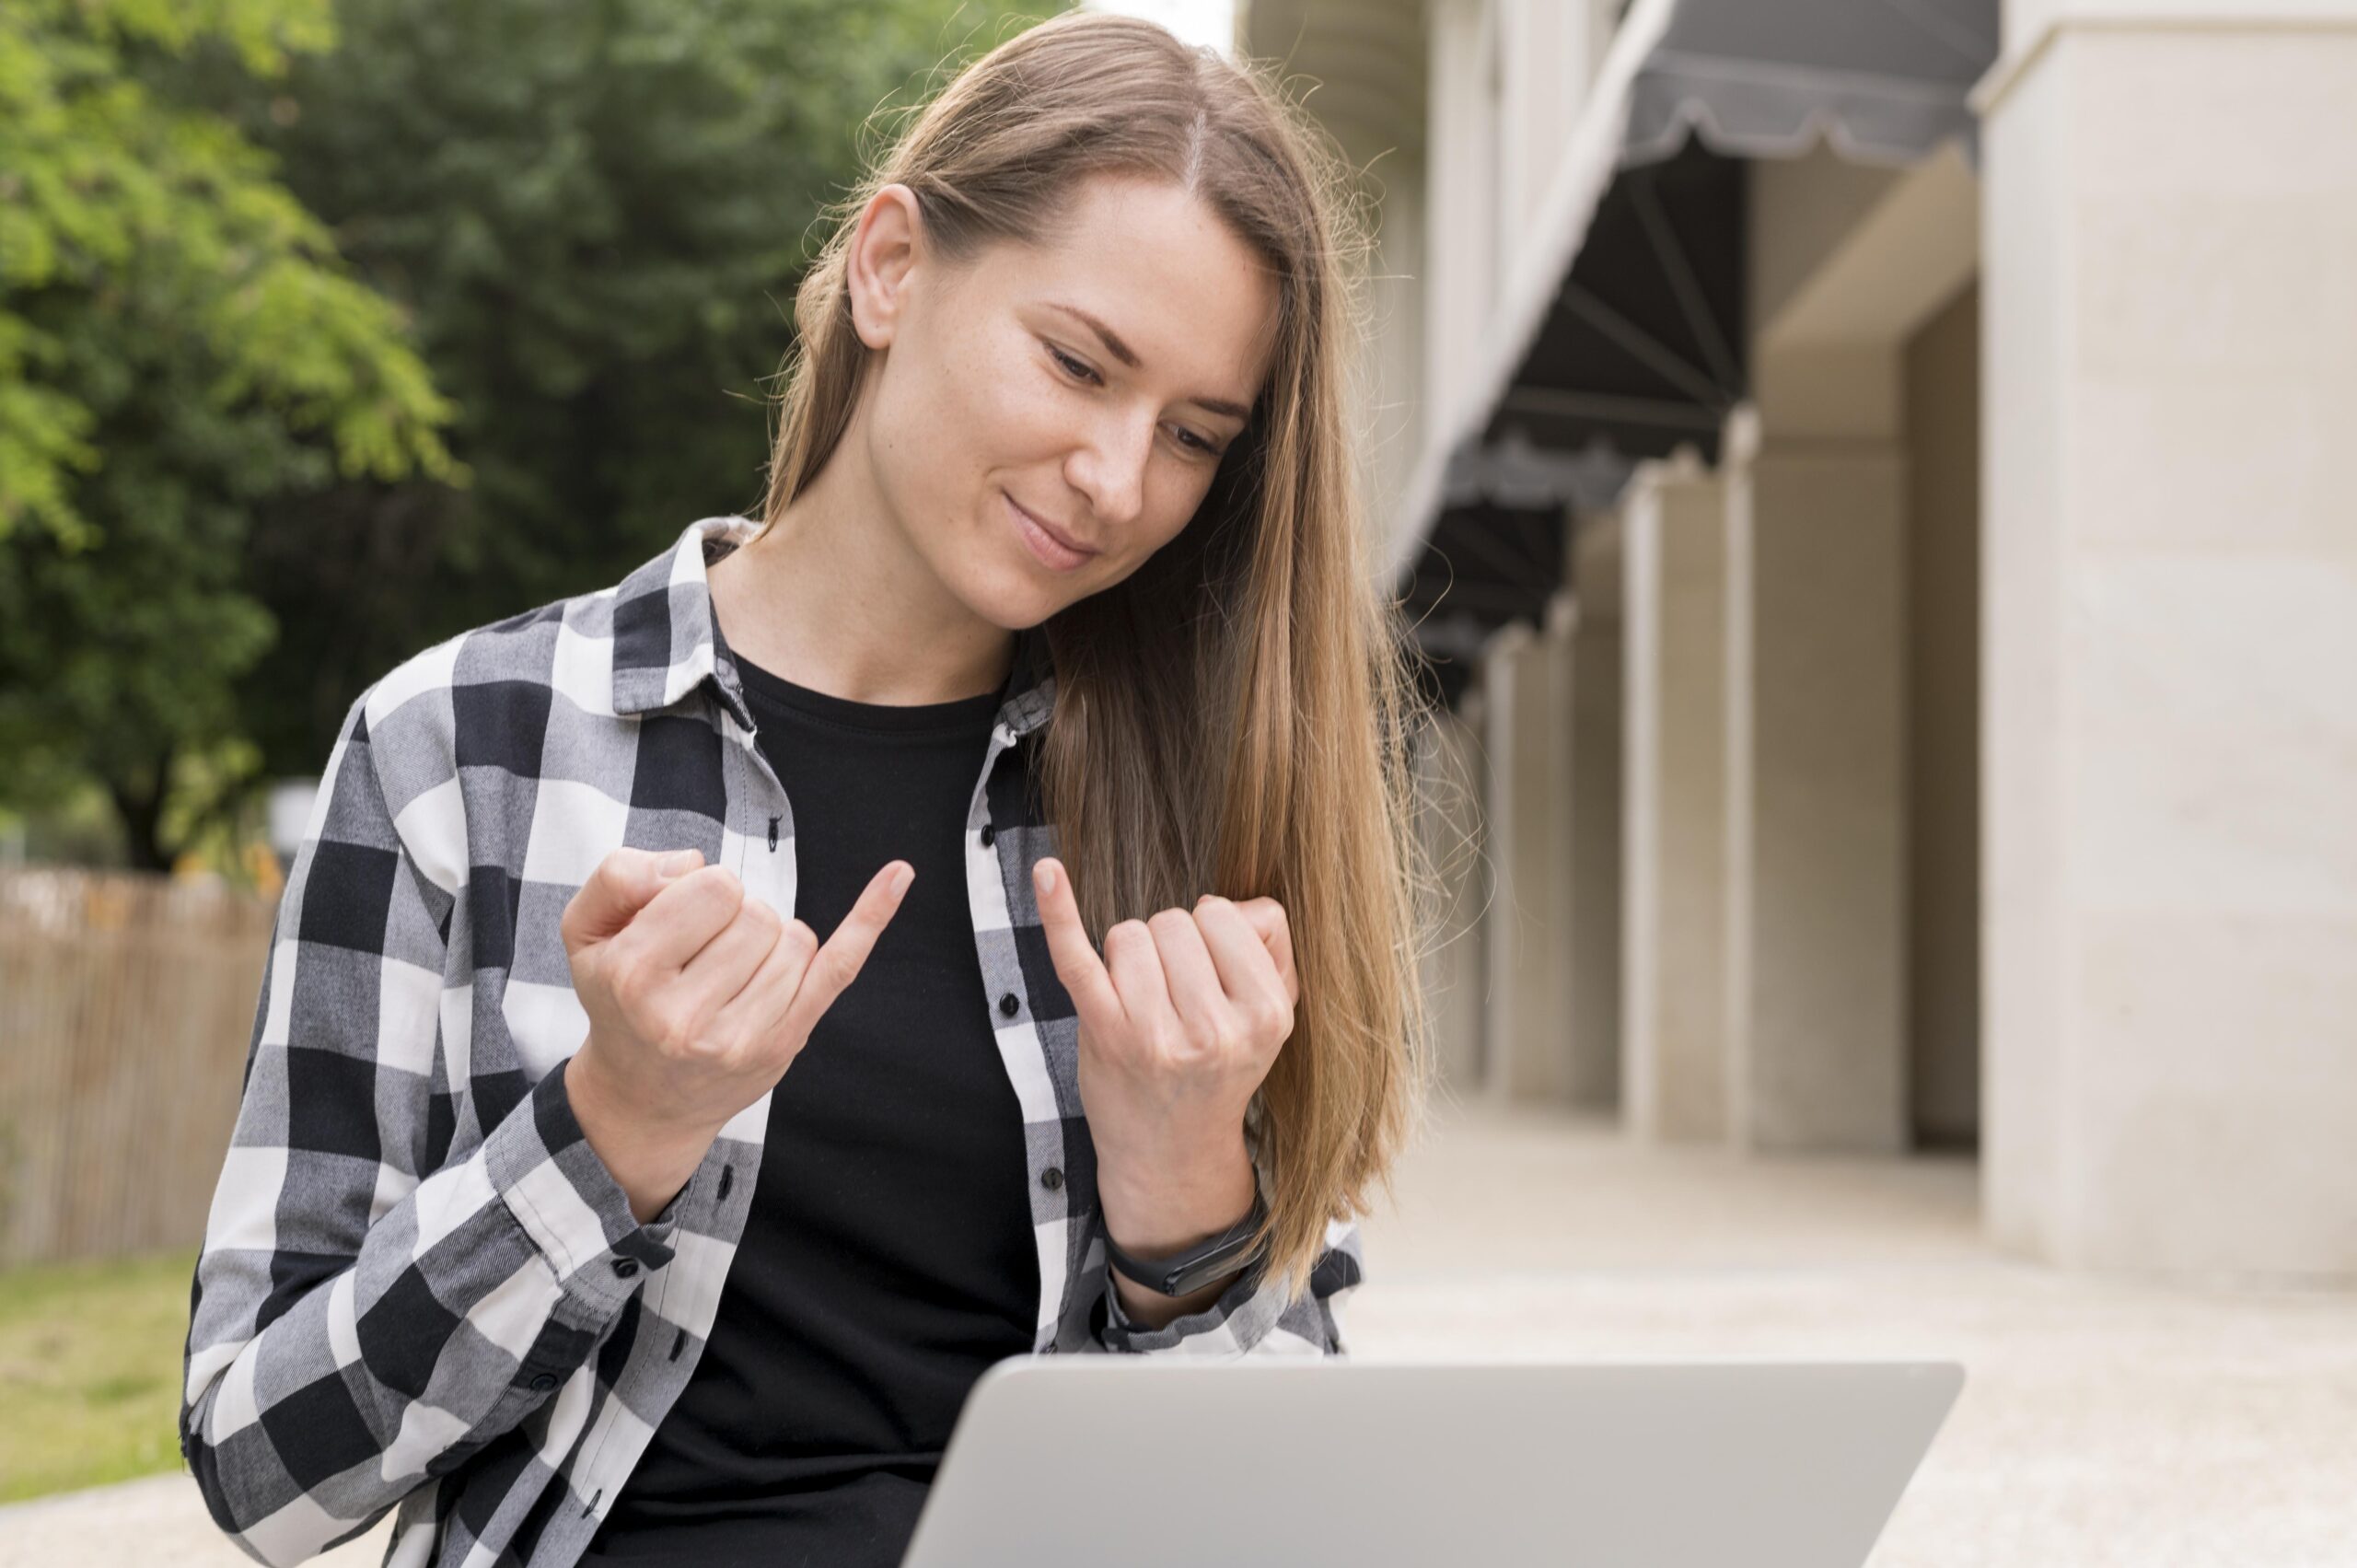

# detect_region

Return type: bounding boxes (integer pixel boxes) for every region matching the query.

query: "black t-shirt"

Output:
[580,651,1040,1568]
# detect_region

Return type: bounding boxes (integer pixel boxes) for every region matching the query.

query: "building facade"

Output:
[1237,0,2357,1280]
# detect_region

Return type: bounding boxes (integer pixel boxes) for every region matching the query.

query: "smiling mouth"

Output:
[1004,491,1099,569]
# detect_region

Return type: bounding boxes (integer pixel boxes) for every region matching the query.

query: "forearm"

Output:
[1097,1132,1257,1331]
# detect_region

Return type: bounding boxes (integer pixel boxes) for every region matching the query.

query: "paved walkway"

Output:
[1353,1098,2357,1567]
[6,1097,2352,1564]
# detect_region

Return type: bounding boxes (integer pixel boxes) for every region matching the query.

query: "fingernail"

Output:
[891,863,913,897]
[1038,863,1057,896]
[656,849,700,878]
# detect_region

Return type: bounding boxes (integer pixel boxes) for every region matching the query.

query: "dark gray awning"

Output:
[1400,0,1998,691]
[1626,0,1999,168]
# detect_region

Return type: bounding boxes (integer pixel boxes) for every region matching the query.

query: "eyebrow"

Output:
[1043,301,1255,423]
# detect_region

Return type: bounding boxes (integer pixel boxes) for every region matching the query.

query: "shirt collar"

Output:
[607,516,1057,738]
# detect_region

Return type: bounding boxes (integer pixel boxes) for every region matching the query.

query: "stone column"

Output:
[1480,613,1577,1103]
[1979,2,2357,1274]
[1620,462,1732,1143]
[1568,512,1626,1111]
[1723,414,1910,1156]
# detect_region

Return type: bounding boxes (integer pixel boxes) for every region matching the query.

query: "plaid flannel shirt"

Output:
[180,515,1365,1567]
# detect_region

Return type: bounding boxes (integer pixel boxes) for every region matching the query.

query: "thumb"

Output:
[563,846,703,949]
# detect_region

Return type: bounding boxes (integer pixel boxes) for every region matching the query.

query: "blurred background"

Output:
[1,0,2351,1562]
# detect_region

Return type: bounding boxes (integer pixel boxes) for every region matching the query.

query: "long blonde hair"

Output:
[754,9,1435,1303]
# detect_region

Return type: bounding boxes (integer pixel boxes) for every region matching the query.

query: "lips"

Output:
[1004,491,1099,569]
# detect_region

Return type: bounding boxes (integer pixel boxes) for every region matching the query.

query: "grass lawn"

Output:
[0,1248,197,1504]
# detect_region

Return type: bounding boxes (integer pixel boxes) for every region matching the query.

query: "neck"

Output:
[709,437,1014,707]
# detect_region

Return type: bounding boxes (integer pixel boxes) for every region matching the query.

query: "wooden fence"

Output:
[0,867,277,1268]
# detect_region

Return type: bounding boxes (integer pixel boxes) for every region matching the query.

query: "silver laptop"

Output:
[902,1357,1962,1567]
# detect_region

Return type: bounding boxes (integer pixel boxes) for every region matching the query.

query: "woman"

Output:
[180,11,1434,1567]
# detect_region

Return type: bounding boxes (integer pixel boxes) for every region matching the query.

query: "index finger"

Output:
[779,859,913,1040]
[1030,857,1123,1028]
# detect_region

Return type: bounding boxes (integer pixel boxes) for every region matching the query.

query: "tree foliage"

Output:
[212,0,1062,777]
[0,0,1063,868]
[0,0,462,865]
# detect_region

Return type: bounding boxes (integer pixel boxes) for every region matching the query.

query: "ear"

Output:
[846,183,925,353]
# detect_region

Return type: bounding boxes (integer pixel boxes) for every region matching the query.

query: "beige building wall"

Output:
[1724,145,1980,1156]
[1980,5,2357,1276]
[1423,0,1500,436]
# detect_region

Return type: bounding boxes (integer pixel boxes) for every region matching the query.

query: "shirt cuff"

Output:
[485,1057,683,1320]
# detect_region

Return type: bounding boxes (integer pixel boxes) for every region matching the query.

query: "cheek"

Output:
[989,361,1081,459]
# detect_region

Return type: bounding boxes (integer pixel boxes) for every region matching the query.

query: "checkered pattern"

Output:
[180,516,1365,1567]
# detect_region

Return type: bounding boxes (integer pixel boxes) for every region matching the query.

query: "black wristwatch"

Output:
[1102,1187,1270,1299]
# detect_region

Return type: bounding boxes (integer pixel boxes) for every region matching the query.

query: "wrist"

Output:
[1097,1130,1256,1259]
[563,1052,714,1225]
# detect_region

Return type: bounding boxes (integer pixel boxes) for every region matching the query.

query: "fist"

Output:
[1029,855,1298,1173]
[561,845,911,1147]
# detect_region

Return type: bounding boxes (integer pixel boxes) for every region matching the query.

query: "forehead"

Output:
[978,176,1280,409]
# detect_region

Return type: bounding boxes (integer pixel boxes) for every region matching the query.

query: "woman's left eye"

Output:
[1048,344,1222,458]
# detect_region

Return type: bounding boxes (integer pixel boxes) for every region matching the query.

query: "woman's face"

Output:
[844,171,1281,629]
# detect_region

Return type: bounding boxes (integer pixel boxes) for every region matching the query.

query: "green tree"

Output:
[0,0,462,868]
[203,0,1064,779]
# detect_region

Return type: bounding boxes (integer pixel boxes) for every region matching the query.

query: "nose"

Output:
[1063,405,1154,532]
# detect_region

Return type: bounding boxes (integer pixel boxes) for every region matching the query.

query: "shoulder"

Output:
[347,582,621,891]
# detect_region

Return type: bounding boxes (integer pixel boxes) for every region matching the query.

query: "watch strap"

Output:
[1103,1187,1270,1300]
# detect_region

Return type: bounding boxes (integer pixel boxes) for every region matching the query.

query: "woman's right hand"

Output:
[558,845,913,1222]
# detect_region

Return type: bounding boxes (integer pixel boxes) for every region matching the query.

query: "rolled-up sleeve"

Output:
[1095,1200,1366,1358]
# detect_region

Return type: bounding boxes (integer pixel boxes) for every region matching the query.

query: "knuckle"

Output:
[1147,908,1192,938]
[649,1005,697,1060]
[609,949,654,1011]
[684,865,741,911]
[1144,1020,1186,1063]
[813,953,855,996]
[711,1028,755,1074]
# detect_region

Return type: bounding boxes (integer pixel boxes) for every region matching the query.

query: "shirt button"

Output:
[998,992,1020,1018]
[529,1373,558,1393]
[611,1258,640,1279]
[1040,1166,1064,1191]
[980,822,996,848]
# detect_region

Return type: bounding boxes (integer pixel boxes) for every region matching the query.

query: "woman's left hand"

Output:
[1031,856,1297,1197]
